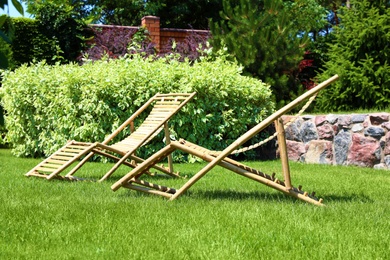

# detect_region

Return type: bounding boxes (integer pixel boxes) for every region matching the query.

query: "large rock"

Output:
[285,140,306,162]
[369,113,389,125]
[347,134,381,167]
[364,126,385,140]
[317,123,334,140]
[315,115,327,126]
[305,140,333,164]
[351,114,367,123]
[300,121,318,143]
[385,155,390,167]
[334,130,351,165]
[337,115,352,130]
[384,132,390,155]
[382,122,390,131]
[285,121,302,142]
[326,114,338,124]
[351,124,364,133]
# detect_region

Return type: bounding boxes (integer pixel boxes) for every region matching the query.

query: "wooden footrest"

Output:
[25,141,94,180]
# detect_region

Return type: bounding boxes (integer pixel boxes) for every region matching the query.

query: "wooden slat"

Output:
[42,163,63,169]
[52,155,75,160]
[60,148,84,153]
[56,151,80,157]
[35,167,57,172]
[67,144,90,149]
[27,172,49,178]
[155,101,180,105]
[46,159,68,165]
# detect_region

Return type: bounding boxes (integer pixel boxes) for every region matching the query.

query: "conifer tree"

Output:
[210,0,326,107]
[316,0,390,111]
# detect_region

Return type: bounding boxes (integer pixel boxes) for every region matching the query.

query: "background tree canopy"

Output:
[210,0,327,107]
[22,0,224,28]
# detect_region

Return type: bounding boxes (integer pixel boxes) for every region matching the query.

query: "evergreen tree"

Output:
[316,0,390,111]
[210,0,327,107]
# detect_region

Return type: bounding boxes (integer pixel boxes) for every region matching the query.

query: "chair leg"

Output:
[275,118,292,190]
[164,122,174,174]
[65,151,95,177]
[99,150,134,182]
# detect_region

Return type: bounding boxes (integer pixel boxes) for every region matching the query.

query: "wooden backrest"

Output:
[109,93,196,152]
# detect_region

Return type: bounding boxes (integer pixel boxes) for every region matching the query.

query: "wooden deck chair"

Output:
[25,92,196,182]
[111,75,339,206]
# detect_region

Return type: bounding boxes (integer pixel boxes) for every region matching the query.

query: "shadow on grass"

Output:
[321,193,374,203]
[195,190,374,203]
[106,172,195,183]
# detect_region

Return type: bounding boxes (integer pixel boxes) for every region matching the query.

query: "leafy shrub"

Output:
[83,25,138,60]
[0,55,274,159]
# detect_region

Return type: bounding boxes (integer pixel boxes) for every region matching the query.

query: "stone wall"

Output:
[280,113,390,169]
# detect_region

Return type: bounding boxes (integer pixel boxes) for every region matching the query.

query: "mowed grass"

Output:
[1,148,389,259]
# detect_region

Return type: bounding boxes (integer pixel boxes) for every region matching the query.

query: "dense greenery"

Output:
[0,0,23,142]
[0,54,273,158]
[210,0,328,107]
[33,2,93,63]
[0,1,23,69]
[0,5,92,66]
[22,0,224,29]
[316,0,390,111]
[1,148,389,259]
[4,17,43,66]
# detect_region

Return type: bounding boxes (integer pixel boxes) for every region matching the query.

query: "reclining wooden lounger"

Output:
[111,75,339,205]
[25,92,196,181]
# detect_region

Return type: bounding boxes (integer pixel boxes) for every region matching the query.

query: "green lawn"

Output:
[1,148,389,259]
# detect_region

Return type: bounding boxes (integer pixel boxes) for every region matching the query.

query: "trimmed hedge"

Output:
[0,55,274,160]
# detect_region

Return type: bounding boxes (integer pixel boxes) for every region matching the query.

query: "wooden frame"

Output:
[25,92,196,182]
[111,75,339,205]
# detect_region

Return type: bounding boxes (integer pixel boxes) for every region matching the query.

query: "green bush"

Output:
[8,18,39,66]
[0,17,57,67]
[0,55,274,159]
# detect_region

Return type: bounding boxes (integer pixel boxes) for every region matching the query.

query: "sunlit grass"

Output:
[1,148,389,259]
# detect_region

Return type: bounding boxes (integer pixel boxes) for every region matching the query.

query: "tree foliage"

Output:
[22,0,224,28]
[210,0,327,107]
[1,0,24,143]
[145,0,223,29]
[316,0,390,111]
[0,0,24,69]
[32,2,93,63]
